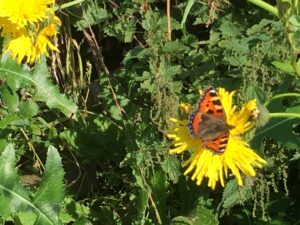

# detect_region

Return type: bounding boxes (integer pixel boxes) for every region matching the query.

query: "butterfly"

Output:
[187,86,232,154]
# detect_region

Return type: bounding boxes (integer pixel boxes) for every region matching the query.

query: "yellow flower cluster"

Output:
[0,0,60,64]
[168,87,266,190]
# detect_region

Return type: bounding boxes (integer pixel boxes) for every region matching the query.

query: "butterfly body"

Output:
[188,86,231,154]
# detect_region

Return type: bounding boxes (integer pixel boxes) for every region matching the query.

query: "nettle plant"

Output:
[0,0,299,225]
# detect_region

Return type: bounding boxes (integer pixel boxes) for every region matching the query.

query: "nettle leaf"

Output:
[219,179,251,215]
[0,144,65,225]
[161,156,181,183]
[219,20,242,37]
[171,205,218,225]
[0,57,78,118]
[191,205,218,225]
[123,47,150,64]
[74,2,109,30]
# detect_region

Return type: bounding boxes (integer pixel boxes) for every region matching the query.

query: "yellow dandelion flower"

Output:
[0,0,54,29]
[167,86,266,190]
[3,16,61,64]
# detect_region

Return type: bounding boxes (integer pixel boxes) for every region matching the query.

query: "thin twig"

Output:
[65,149,82,188]
[82,28,125,115]
[166,0,171,41]
[139,168,163,224]
[20,128,45,172]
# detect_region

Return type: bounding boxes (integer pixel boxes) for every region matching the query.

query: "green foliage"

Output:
[0,57,78,118]
[0,144,65,224]
[0,0,300,224]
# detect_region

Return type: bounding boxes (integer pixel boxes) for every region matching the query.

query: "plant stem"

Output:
[54,0,85,11]
[264,93,300,106]
[247,0,278,17]
[269,112,300,119]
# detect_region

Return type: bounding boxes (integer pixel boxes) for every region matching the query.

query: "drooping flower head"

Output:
[0,0,60,64]
[167,87,266,190]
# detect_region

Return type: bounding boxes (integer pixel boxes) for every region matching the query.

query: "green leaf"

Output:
[74,2,109,30]
[161,156,180,183]
[31,61,78,118]
[171,205,219,225]
[19,100,39,118]
[220,179,251,214]
[0,144,30,217]
[33,146,65,225]
[253,97,300,150]
[219,20,242,37]
[170,216,192,225]
[15,212,36,225]
[191,205,218,225]
[1,85,19,113]
[181,0,195,29]
[149,170,167,223]
[73,217,92,225]
[0,114,20,129]
[60,197,90,223]
[0,144,65,224]
[162,41,187,54]
[271,61,296,74]
[134,189,148,223]
[123,47,150,64]
[0,58,78,118]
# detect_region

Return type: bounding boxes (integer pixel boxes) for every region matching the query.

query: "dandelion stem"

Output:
[54,0,85,11]
[264,93,300,107]
[247,0,278,17]
[269,113,300,119]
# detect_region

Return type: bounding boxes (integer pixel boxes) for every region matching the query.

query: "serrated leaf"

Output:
[0,58,78,118]
[191,205,218,225]
[0,144,30,217]
[149,170,167,222]
[1,85,19,113]
[33,146,65,225]
[60,197,90,223]
[245,85,266,102]
[220,180,251,211]
[31,61,78,117]
[0,57,30,90]
[19,100,39,118]
[161,156,180,183]
[172,205,218,225]
[219,20,242,36]
[162,41,187,54]
[0,144,65,225]
[74,2,109,30]
[123,47,150,64]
